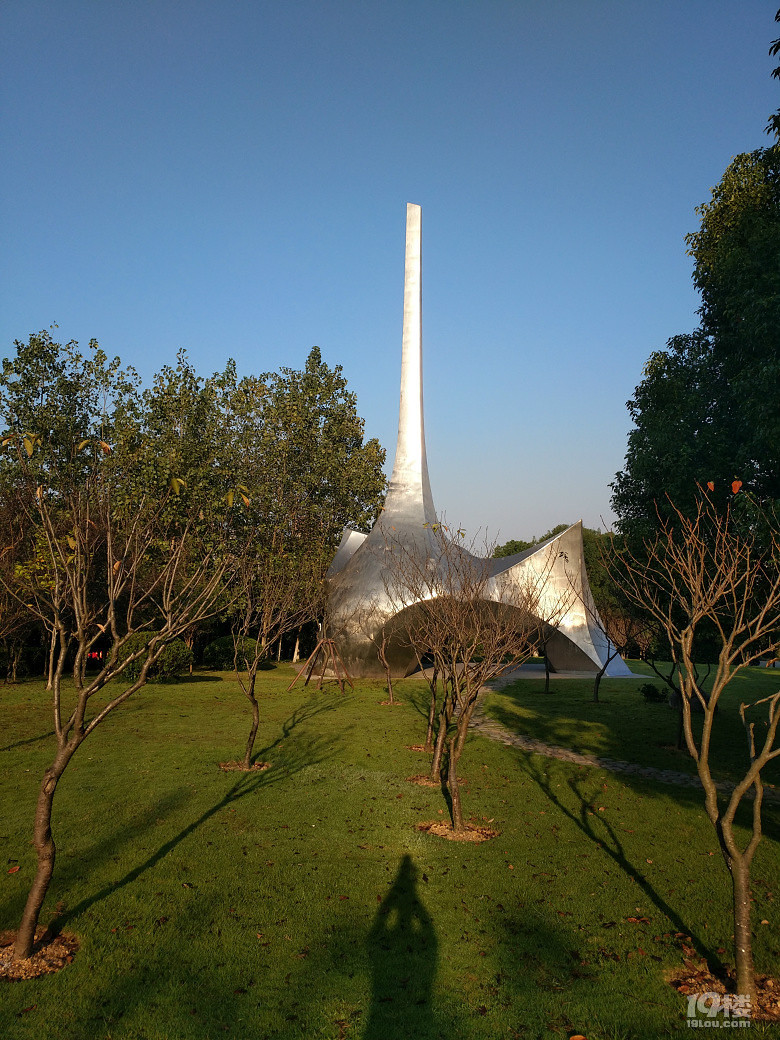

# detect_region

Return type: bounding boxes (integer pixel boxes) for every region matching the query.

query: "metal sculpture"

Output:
[327,203,632,679]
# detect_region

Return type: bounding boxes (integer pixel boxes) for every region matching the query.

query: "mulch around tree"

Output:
[667,950,780,1023]
[415,820,499,842]
[406,773,465,787]
[0,929,79,981]
[405,744,431,752]
[218,761,271,772]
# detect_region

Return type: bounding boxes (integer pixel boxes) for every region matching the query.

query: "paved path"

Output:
[472,678,780,805]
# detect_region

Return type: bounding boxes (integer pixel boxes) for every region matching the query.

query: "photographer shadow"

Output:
[364,854,440,1039]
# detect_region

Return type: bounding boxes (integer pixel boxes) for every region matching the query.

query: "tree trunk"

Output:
[544,650,551,694]
[593,665,606,703]
[732,863,756,1002]
[46,628,57,691]
[429,692,454,780]
[447,714,471,833]
[242,687,260,770]
[448,734,464,832]
[13,747,74,960]
[425,672,437,751]
[10,641,21,683]
[676,703,685,750]
[292,631,300,664]
[377,639,393,703]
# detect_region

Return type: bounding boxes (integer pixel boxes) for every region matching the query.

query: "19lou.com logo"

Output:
[687,992,752,1028]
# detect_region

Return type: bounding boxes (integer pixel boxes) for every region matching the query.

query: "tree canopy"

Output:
[612,144,780,540]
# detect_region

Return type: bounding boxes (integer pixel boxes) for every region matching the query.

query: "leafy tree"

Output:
[766,8,780,138]
[613,143,780,540]
[492,537,533,558]
[253,347,386,544]
[0,334,236,962]
[220,347,385,768]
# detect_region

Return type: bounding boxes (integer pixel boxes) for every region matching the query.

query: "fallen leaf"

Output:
[7,865,20,874]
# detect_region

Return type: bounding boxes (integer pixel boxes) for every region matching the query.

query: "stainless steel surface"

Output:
[327,204,632,679]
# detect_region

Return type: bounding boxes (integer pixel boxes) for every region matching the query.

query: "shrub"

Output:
[202,635,272,671]
[117,633,193,683]
[639,682,667,704]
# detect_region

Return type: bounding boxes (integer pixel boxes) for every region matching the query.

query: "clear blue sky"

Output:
[2,1,777,541]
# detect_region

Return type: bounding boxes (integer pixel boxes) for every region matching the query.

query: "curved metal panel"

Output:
[327,204,632,680]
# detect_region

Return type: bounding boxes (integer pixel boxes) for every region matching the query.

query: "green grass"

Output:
[483,661,780,788]
[0,665,778,1040]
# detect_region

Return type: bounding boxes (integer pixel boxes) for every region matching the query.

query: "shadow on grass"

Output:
[0,729,57,753]
[49,695,342,934]
[364,854,440,1038]
[402,678,433,723]
[517,752,726,979]
[58,855,444,1040]
[174,673,225,684]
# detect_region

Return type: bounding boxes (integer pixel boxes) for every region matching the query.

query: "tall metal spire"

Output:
[382,203,437,526]
[326,202,631,680]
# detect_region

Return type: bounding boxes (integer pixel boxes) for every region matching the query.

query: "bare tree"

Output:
[384,526,562,833]
[337,592,401,705]
[612,493,780,1001]
[229,549,324,770]
[2,443,232,963]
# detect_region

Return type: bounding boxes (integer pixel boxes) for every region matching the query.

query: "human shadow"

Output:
[518,752,726,977]
[363,854,440,1039]
[48,696,340,934]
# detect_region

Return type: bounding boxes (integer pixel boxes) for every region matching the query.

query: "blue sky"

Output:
[2,1,777,541]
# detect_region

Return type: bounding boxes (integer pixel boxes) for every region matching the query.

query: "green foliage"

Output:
[116,633,193,683]
[493,527,571,560]
[492,538,533,558]
[202,635,266,671]
[613,145,780,539]
[248,346,387,545]
[639,682,667,704]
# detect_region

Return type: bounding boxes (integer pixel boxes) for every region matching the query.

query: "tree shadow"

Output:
[401,678,433,724]
[363,854,441,1039]
[47,696,341,934]
[175,672,225,683]
[517,752,726,977]
[0,729,57,753]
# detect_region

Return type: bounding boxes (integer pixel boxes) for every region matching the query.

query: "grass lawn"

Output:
[1,664,778,1039]
[483,661,780,788]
